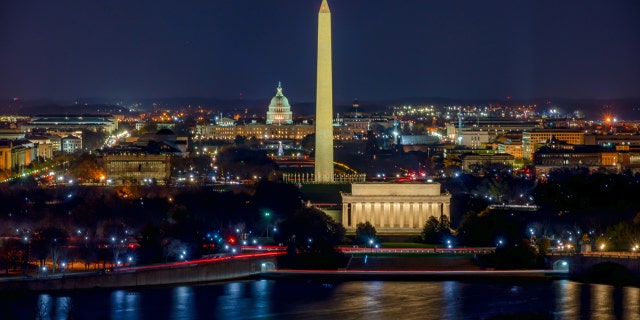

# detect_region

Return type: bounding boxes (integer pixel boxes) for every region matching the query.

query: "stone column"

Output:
[353,202,361,228]
[409,202,415,229]
[342,202,349,227]
[443,202,450,220]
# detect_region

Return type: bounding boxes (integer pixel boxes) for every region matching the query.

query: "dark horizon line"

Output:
[5,95,640,105]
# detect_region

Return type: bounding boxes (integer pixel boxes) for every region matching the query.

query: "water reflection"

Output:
[216,281,242,318]
[442,281,460,319]
[251,279,272,317]
[592,284,613,318]
[172,286,194,319]
[54,297,72,320]
[36,294,51,319]
[624,286,640,318]
[7,280,640,319]
[362,281,383,320]
[555,279,580,318]
[111,290,140,320]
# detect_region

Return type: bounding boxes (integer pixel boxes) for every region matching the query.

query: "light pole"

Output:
[22,236,30,276]
[264,212,271,239]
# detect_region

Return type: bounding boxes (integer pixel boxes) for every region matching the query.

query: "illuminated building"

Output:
[61,135,82,153]
[533,138,620,175]
[27,135,54,159]
[341,183,451,235]
[266,82,293,125]
[194,121,314,142]
[460,153,515,173]
[522,129,585,160]
[21,114,118,134]
[99,151,171,185]
[496,137,524,159]
[0,139,37,171]
[96,129,181,184]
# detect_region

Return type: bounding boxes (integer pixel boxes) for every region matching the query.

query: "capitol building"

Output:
[266,82,293,125]
[193,82,394,143]
[193,83,314,142]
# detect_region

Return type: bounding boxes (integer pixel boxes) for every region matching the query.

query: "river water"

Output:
[2,279,639,319]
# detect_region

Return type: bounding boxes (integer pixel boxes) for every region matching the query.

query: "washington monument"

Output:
[315,0,334,182]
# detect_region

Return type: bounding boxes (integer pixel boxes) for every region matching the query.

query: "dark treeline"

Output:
[3,167,640,272]
[448,169,640,253]
[0,181,306,271]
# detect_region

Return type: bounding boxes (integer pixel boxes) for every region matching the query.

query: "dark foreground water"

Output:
[2,279,639,319]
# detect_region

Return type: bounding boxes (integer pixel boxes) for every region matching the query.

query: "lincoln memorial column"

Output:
[409,202,415,228]
[342,202,349,227]
[443,202,450,220]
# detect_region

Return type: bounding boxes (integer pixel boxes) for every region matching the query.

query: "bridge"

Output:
[548,252,640,284]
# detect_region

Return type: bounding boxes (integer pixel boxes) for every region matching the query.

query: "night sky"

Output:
[1,0,639,103]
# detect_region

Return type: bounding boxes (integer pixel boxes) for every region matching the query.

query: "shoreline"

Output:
[260,269,570,282]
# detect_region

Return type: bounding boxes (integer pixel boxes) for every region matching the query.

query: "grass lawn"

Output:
[379,242,436,248]
[349,252,475,258]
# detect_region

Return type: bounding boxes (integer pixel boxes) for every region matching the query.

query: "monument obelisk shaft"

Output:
[315,0,334,182]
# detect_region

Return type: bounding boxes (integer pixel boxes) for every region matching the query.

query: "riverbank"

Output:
[0,253,569,292]
[260,269,569,282]
[0,253,281,292]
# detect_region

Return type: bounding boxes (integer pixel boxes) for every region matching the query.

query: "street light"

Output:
[264,212,271,238]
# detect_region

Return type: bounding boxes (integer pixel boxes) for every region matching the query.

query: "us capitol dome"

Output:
[266,81,293,125]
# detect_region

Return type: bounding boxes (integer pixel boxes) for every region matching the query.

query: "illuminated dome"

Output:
[266,81,293,125]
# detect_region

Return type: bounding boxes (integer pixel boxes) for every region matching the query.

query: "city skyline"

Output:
[1,0,639,103]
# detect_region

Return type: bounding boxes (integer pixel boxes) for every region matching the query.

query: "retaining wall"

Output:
[1,255,279,292]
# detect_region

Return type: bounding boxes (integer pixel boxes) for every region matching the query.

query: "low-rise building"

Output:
[61,135,82,153]
[21,114,118,134]
[460,153,515,173]
[340,182,451,235]
[522,129,585,160]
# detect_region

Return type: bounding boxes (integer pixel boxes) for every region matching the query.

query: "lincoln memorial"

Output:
[340,183,451,234]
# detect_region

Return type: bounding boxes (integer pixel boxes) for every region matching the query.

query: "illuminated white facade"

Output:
[341,183,451,234]
[266,82,293,125]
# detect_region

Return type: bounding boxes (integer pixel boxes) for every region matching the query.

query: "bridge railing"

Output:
[581,252,640,259]
[338,247,496,254]
[549,252,640,259]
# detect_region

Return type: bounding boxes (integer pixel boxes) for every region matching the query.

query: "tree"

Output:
[421,216,441,243]
[216,146,277,180]
[538,237,551,256]
[136,223,164,264]
[234,135,247,146]
[67,153,103,183]
[606,222,640,252]
[79,235,97,271]
[101,222,130,267]
[35,227,68,273]
[0,238,23,273]
[275,206,345,253]
[421,215,452,244]
[364,131,378,158]
[301,134,315,153]
[355,221,377,245]
[248,136,260,149]
[163,239,190,262]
